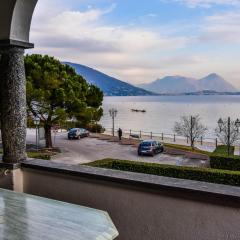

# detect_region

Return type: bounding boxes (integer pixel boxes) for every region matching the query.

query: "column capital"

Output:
[0,39,34,49]
[0,0,38,49]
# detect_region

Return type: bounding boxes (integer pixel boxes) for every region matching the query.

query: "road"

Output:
[24,130,207,167]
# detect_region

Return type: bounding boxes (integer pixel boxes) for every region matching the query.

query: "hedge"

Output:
[210,145,240,171]
[86,159,240,186]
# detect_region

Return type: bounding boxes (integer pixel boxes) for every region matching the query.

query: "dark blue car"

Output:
[68,128,90,140]
[138,140,164,156]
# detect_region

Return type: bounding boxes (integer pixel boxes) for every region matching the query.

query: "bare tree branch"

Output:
[174,115,207,149]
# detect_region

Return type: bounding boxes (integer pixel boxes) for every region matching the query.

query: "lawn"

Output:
[0,148,57,160]
[164,143,211,156]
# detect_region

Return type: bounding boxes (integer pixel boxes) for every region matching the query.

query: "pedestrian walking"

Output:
[118,128,123,141]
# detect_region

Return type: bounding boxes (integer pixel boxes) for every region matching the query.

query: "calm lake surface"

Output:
[100,95,240,138]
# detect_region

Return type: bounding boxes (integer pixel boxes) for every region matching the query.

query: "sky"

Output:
[29,0,240,88]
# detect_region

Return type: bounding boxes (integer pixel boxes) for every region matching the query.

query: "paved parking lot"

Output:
[46,133,207,167]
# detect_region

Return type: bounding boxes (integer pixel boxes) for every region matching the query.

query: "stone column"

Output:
[0,46,27,163]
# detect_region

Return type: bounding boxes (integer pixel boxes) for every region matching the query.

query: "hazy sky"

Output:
[29,0,240,88]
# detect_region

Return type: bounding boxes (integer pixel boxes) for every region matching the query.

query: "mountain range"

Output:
[138,74,237,94]
[64,62,238,95]
[64,62,156,96]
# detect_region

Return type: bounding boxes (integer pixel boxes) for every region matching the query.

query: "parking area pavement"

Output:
[47,133,208,167]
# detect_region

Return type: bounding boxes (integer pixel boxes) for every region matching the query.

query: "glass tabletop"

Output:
[0,189,118,240]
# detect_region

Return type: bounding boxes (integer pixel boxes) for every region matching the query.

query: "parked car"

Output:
[68,128,90,140]
[79,128,90,138]
[138,140,164,156]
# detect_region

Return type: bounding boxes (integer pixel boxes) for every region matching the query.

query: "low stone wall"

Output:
[20,159,240,240]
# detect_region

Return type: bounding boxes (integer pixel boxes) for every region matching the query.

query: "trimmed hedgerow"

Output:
[210,145,240,171]
[86,159,240,186]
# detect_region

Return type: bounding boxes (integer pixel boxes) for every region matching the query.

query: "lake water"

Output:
[100,95,240,138]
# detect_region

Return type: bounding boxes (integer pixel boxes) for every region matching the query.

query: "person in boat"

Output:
[118,128,123,141]
[131,109,146,113]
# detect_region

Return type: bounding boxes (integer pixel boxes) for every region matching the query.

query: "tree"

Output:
[215,118,239,148]
[74,85,104,127]
[174,115,207,149]
[25,54,103,148]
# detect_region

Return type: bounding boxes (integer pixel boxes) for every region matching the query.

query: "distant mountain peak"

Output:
[204,73,223,79]
[209,73,218,76]
[138,73,237,94]
[198,73,237,92]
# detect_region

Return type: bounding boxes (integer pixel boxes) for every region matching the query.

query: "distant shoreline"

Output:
[104,91,240,97]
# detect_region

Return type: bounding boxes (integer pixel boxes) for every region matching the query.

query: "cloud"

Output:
[171,0,240,8]
[29,1,189,77]
[199,10,240,43]
[31,3,187,54]
[28,0,240,88]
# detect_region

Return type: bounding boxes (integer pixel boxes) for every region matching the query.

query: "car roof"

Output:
[142,140,156,143]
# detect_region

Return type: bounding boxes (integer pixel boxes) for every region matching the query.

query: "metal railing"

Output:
[103,128,222,151]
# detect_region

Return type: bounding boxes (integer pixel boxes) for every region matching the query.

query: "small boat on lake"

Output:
[131,109,146,113]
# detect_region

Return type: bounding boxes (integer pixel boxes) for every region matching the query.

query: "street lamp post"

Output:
[34,117,40,151]
[235,118,240,156]
[235,118,240,131]
[218,118,224,132]
[109,108,118,136]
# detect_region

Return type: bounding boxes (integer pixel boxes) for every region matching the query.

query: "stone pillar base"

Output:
[0,161,23,192]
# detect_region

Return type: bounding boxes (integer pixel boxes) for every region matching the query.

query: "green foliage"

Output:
[210,155,240,171]
[86,123,105,133]
[210,145,240,171]
[86,159,240,186]
[25,54,103,147]
[213,145,235,156]
[0,148,52,160]
[27,152,51,160]
[76,107,103,127]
